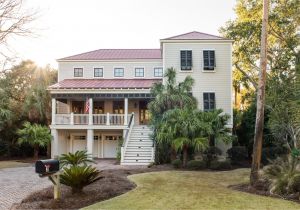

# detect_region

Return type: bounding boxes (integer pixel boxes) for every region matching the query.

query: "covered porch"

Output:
[51,94,151,127]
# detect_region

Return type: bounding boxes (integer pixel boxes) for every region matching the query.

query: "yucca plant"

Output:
[59,150,95,167]
[263,154,300,197]
[60,165,102,194]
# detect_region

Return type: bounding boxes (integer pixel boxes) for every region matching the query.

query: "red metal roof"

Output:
[162,31,228,40]
[49,79,162,89]
[58,49,162,61]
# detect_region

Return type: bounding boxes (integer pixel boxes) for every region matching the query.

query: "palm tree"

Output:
[157,108,209,167]
[197,109,232,146]
[148,67,197,162]
[17,121,51,159]
[251,0,269,186]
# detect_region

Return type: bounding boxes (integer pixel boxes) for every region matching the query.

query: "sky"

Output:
[11,0,237,68]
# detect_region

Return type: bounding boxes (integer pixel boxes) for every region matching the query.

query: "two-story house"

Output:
[49,31,233,165]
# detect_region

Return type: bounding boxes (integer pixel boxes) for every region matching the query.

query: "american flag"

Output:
[85,99,89,113]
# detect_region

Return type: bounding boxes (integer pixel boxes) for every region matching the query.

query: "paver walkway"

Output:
[0,159,146,209]
[0,165,51,210]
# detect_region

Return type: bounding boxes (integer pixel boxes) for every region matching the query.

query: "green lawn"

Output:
[0,160,30,169]
[85,169,300,210]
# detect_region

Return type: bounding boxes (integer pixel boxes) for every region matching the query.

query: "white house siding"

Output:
[162,42,233,126]
[58,60,163,82]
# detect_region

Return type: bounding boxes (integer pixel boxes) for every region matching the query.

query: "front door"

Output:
[139,101,150,125]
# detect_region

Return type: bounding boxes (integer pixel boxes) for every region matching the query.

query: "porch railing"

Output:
[73,114,89,125]
[55,113,129,126]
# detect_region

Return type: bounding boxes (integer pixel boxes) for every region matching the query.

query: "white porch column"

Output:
[51,98,56,125]
[87,129,94,159]
[124,98,128,125]
[51,129,58,158]
[89,98,93,125]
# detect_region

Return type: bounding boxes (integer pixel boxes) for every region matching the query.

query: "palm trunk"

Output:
[250,0,269,186]
[33,145,39,160]
[182,145,188,167]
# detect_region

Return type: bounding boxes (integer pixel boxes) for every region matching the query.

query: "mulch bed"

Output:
[230,183,300,204]
[13,165,172,210]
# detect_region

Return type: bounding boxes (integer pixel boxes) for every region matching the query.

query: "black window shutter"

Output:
[187,50,192,67]
[210,51,215,67]
[203,51,209,67]
[181,51,186,68]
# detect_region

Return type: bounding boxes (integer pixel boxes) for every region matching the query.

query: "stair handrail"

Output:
[121,112,134,163]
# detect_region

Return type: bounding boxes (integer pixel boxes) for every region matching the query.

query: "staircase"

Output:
[121,125,154,165]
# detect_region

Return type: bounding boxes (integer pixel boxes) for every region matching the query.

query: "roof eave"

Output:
[160,39,234,43]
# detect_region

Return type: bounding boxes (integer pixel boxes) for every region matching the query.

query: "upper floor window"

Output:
[94,68,103,77]
[74,68,83,77]
[154,68,163,77]
[180,50,192,70]
[114,68,124,77]
[203,92,215,111]
[203,50,216,71]
[135,68,144,77]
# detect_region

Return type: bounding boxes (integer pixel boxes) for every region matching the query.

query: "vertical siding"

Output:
[163,42,233,125]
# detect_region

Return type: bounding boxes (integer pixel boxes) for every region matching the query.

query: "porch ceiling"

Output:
[52,93,154,99]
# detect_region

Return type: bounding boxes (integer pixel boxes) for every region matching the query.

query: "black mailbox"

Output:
[35,159,60,175]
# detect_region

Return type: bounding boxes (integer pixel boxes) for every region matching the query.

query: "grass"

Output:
[0,160,31,169]
[85,169,300,210]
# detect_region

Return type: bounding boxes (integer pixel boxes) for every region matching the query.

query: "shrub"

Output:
[59,150,94,167]
[187,160,206,170]
[172,159,182,168]
[60,165,102,194]
[227,146,248,163]
[261,146,288,165]
[263,155,300,197]
[210,160,232,170]
[116,139,123,162]
[203,146,222,166]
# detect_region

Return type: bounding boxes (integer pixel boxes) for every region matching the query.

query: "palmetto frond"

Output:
[60,150,95,168]
[17,121,51,147]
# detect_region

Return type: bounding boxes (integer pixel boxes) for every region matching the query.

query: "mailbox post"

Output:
[35,159,61,200]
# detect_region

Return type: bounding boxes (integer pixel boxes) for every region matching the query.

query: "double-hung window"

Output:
[135,68,144,77]
[203,50,216,70]
[74,68,83,77]
[94,68,103,77]
[114,68,124,77]
[180,50,192,70]
[154,68,163,77]
[203,92,216,111]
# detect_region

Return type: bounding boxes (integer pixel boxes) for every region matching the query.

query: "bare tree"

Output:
[0,0,36,72]
[250,0,269,186]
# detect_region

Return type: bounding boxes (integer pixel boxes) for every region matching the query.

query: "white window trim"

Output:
[202,91,216,111]
[93,67,104,78]
[134,67,145,78]
[153,67,164,77]
[202,49,216,73]
[73,67,84,78]
[113,67,125,78]
[180,49,193,72]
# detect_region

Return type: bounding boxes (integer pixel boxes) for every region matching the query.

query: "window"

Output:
[203,93,216,111]
[180,50,192,70]
[135,68,144,77]
[154,68,163,77]
[74,68,83,77]
[203,50,216,70]
[114,68,124,77]
[113,101,124,114]
[94,68,103,77]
